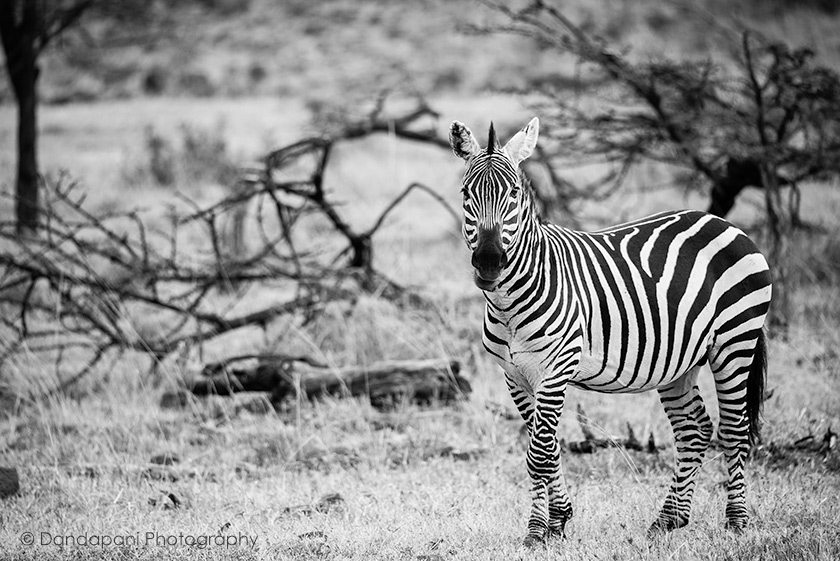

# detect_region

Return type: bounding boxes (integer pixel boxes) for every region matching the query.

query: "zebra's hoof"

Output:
[724,519,747,533]
[647,516,688,538]
[546,526,567,540]
[522,535,545,548]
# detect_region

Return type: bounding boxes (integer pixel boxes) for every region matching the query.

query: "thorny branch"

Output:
[471,0,840,325]
[471,0,840,226]
[0,98,462,397]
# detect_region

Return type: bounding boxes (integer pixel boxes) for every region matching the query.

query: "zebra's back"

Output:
[551,210,772,393]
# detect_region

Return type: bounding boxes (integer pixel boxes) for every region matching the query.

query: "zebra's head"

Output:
[449,117,539,291]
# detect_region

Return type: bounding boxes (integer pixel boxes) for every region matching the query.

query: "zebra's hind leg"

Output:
[649,365,713,536]
[710,331,764,532]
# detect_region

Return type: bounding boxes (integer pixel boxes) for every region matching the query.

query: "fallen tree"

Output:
[185,356,470,409]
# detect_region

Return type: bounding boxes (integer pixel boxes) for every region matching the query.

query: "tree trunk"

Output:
[14,62,39,234]
[760,164,790,329]
[0,2,41,234]
[707,158,764,218]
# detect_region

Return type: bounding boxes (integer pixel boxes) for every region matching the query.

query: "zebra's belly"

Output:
[571,333,708,393]
[571,352,665,393]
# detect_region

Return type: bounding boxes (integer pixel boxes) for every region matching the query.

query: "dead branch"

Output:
[566,404,665,454]
[0,96,465,397]
[474,1,840,257]
[750,427,839,472]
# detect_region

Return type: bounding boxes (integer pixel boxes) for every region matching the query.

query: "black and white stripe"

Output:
[449,118,772,545]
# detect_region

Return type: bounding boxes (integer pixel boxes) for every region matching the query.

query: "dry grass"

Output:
[1,323,838,561]
[1,178,839,560]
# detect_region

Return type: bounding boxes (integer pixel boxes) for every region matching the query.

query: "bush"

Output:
[121,122,237,189]
[145,127,176,186]
[177,70,216,97]
[179,122,238,185]
[196,0,250,16]
[247,62,267,86]
[143,66,169,95]
[44,73,105,105]
[748,0,840,15]
[787,229,840,286]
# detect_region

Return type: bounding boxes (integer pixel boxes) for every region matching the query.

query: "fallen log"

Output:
[565,404,666,454]
[563,433,664,454]
[187,355,470,409]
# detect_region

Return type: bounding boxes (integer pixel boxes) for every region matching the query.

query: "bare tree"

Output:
[472,0,840,322]
[0,0,175,234]
[0,0,93,233]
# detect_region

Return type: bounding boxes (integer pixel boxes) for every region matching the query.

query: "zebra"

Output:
[449,117,772,546]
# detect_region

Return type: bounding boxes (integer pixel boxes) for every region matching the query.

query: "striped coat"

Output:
[450,117,771,546]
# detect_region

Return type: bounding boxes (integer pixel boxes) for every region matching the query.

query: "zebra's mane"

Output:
[487,122,497,155]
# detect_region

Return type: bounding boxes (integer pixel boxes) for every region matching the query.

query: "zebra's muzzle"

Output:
[471,227,507,289]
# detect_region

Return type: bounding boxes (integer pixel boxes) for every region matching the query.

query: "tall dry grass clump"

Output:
[121,121,238,190]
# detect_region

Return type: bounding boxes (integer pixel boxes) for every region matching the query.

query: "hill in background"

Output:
[2,0,839,106]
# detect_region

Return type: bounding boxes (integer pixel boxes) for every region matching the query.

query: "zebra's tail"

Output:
[746,329,767,446]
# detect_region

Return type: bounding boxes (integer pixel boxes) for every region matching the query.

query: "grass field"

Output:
[0,93,839,560]
[2,1,840,559]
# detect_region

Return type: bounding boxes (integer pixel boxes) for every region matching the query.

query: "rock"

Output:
[159,390,193,409]
[282,492,345,516]
[150,452,180,466]
[0,467,19,498]
[450,448,487,461]
[142,465,196,482]
[315,492,345,514]
[148,490,190,510]
[234,461,258,478]
[296,530,330,555]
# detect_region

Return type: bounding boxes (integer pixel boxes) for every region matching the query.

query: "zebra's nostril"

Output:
[472,248,505,276]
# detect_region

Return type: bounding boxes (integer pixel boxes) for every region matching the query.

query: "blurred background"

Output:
[0,1,838,560]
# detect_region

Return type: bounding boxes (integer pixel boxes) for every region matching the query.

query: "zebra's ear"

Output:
[504,117,539,165]
[449,121,480,161]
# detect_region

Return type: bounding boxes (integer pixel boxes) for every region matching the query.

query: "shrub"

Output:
[787,229,840,286]
[145,126,176,186]
[179,122,238,186]
[121,123,236,189]
[143,66,169,95]
[247,62,267,86]
[177,70,216,97]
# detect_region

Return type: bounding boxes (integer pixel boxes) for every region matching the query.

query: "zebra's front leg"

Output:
[523,387,569,547]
